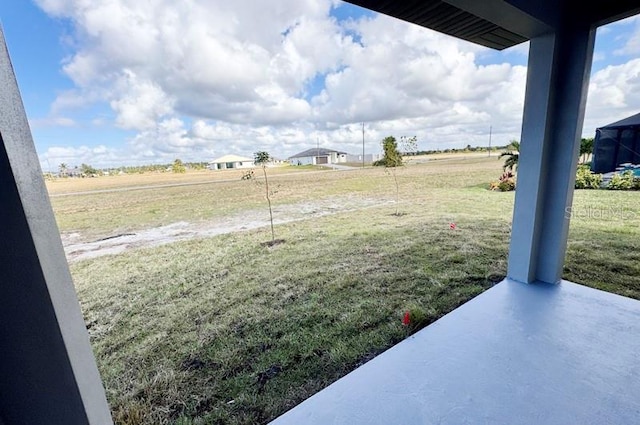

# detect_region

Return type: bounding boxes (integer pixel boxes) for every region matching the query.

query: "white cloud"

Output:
[313,16,526,140]
[29,0,640,167]
[614,17,640,56]
[41,144,121,169]
[51,88,105,114]
[584,58,640,134]
[30,117,77,128]
[36,0,341,128]
[110,70,174,130]
[191,120,233,140]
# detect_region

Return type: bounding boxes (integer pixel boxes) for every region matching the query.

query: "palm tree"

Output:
[500,140,520,172]
[58,163,68,177]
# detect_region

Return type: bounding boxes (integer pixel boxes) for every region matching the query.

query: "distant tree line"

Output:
[410,138,593,159]
[53,160,209,177]
[111,160,208,174]
[406,144,510,156]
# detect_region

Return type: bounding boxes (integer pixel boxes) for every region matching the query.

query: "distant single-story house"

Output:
[591,112,640,173]
[289,148,348,165]
[208,154,254,170]
[345,153,384,163]
[58,166,83,178]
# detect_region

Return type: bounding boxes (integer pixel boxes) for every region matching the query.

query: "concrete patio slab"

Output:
[270,278,640,424]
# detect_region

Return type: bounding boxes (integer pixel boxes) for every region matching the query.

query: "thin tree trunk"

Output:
[392,167,399,216]
[263,165,275,242]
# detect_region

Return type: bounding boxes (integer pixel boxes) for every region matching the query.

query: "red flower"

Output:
[402,311,411,326]
[449,222,457,230]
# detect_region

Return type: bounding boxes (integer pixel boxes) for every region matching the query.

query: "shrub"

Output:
[380,136,403,167]
[172,159,186,174]
[490,171,515,191]
[575,165,602,189]
[607,170,634,190]
[498,179,516,191]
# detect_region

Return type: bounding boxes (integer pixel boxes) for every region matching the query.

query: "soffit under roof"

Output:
[345,0,640,50]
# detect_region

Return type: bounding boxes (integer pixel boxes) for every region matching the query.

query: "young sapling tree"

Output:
[379,136,417,216]
[253,151,280,245]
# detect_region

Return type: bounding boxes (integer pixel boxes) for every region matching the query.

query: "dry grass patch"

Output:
[46,166,323,194]
[50,157,503,241]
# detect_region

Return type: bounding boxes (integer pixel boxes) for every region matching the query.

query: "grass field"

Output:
[49,156,640,424]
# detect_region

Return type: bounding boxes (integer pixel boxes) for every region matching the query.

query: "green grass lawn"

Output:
[57,157,640,424]
[565,190,640,298]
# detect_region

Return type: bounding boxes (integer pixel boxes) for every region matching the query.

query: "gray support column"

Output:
[508,24,595,284]
[0,30,113,424]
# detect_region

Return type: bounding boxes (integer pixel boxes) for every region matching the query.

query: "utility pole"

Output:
[488,125,492,157]
[316,136,319,165]
[362,122,365,169]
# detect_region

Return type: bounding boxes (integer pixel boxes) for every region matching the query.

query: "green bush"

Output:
[575,165,602,189]
[490,171,516,191]
[497,179,515,191]
[172,159,186,174]
[607,170,635,190]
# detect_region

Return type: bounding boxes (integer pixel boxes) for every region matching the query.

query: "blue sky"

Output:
[0,1,639,170]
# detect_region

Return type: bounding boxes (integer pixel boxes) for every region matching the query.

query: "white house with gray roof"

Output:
[208,154,254,170]
[288,148,348,165]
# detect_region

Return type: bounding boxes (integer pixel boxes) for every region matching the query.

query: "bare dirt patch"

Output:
[62,196,392,263]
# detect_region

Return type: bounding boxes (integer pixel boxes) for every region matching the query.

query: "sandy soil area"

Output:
[61,196,392,263]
